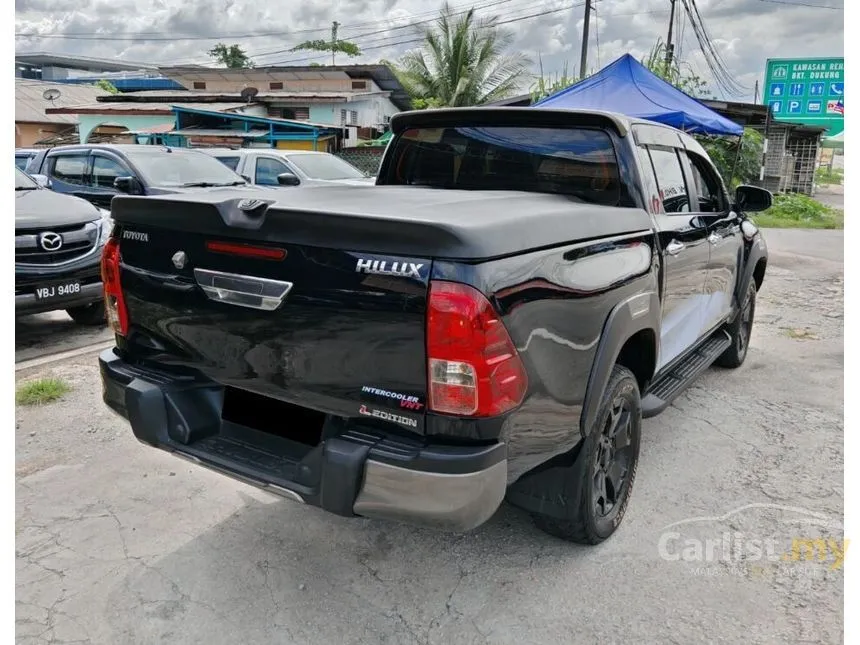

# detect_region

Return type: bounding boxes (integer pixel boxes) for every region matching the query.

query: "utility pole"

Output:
[331,21,339,66]
[579,1,592,79]
[665,0,676,70]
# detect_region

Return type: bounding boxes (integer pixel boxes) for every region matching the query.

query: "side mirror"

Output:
[276,172,301,187]
[114,176,144,195]
[734,185,772,213]
[30,174,51,189]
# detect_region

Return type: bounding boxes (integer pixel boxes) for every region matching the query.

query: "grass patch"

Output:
[16,377,71,406]
[815,166,843,186]
[752,193,843,230]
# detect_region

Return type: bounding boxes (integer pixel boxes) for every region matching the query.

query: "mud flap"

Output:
[505,441,588,520]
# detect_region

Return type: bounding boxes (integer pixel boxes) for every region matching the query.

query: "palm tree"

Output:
[389,2,531,108]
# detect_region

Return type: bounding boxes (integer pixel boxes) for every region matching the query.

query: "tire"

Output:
[66,302,106,326]
[714,281,756,369]
[532,364,642,544]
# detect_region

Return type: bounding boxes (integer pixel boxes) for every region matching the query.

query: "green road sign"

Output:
[764,57,843,138]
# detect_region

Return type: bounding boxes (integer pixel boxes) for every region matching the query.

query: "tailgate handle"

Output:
[193,268,293,311]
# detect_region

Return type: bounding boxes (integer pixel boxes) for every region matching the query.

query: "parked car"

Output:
[200,148,375,187]
[15,166,111,324]
[98,107,771,544]
[15,148,39,171]
[26,144,251,210]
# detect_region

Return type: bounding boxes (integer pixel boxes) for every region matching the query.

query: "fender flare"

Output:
[579,291,660,438]
[735,233,768,307]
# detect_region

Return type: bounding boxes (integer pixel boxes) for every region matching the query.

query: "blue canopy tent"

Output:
[533,53,743,137]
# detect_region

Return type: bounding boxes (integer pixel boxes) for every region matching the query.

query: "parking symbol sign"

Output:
[787,100,802,114]
[789,83,805,96]
[810,82,825,96]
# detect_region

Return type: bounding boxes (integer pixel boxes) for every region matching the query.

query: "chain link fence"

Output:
[336,147,386,176]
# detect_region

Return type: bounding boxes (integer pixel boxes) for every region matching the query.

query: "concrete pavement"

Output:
[16,230,844,644]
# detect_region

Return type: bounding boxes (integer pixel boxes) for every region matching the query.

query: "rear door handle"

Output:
[666,240,685,255]
[194,268,293,311]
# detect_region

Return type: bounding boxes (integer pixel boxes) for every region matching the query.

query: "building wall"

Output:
[307,97,398,129]
[77,114,175,143]
[274,136,336,152]
[15,121,68,147]
[170,76,383,94]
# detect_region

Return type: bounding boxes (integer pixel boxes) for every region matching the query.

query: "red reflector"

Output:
[101,237,129,337]
[206,240,286,261]
[427,280,528,417]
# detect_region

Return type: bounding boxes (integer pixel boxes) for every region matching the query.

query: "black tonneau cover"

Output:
[111,185,653,261]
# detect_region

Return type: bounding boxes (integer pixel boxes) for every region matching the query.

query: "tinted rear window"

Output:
[384,126,623,206]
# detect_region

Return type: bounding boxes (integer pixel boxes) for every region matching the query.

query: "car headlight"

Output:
[98,213,114,245]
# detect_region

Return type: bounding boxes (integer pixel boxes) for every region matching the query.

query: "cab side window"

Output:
[91,155,131,189]
[647,147,690,214]
[685,152,726,213]
[255,157,290,186]
[50,154,88,186]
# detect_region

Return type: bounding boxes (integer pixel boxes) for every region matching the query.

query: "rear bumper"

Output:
[15,281,103,315]
[99,349,506,532]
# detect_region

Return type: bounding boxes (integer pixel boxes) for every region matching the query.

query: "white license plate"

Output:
[34,281,82,300]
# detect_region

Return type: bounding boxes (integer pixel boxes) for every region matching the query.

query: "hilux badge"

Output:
[355,258,424,278]
[172,251,187,269]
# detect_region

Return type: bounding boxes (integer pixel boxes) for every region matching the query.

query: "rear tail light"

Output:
[101,236,129,336]
[427,280,528,417]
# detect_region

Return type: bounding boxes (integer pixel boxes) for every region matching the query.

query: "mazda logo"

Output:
[39,232,63,251]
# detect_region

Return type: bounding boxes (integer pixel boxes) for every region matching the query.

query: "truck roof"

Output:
[390,106,712,156]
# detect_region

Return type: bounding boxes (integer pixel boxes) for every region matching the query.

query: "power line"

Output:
[756,0,842,8]
[14,0,521,42]
[212,0,523,64]
[263,1,586,66]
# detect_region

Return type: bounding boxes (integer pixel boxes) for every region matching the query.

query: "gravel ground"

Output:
[15,229,844,644]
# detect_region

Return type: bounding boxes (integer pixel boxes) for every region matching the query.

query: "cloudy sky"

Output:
[14,0,844,101]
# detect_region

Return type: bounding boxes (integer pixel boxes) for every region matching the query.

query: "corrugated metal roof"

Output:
[16,51,156,71]
[15,78,108,124]
[44,101,249,115]
[95,89,385,102]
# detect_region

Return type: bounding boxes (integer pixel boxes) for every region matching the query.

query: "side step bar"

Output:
[641,329,732,418]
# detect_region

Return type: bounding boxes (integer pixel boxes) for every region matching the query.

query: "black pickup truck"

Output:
[99,108,770,544]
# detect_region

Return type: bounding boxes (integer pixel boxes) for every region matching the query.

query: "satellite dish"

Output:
[42,88,61,103]
[240,86,259,103]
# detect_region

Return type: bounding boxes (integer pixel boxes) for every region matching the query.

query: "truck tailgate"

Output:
[111,195,430,434]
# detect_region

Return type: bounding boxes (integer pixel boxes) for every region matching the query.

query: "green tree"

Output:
[386,2,530,108]
[641,38,711,99]
[208,43,254,68]
[698,128,764,188]
[530,56,581,103]
[291,21,361,65]
[94,79,119,94]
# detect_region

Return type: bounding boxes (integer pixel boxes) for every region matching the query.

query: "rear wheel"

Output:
[66,302,106,326]
[715,281,756,368]
[532,364,641,544]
